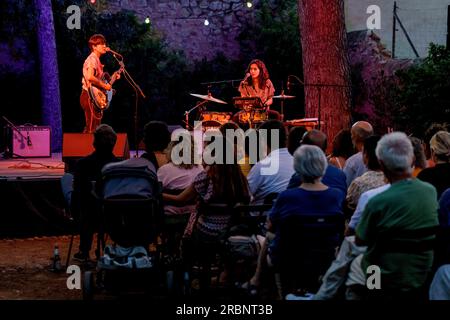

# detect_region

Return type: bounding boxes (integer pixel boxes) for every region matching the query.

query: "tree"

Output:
[34,0,62,152]
[298,0,351,147]
[392,44,450,137]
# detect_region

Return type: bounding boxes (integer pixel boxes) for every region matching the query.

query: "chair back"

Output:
[276,213,344,293]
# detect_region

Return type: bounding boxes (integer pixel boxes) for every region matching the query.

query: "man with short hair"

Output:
[343,121,373,187]
[247,120,294,205]
[80,34,119,133]
[354,132,439,299]
[71,124,119,261]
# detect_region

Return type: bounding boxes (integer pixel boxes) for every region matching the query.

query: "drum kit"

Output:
[184,91,296,131]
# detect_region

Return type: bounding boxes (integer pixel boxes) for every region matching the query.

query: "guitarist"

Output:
[80,34,118,133]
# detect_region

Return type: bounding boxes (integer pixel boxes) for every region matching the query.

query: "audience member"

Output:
[247,120,294,205]
[328,129,354,170]
[141,121,171,170]
[353,132,439,300]
[409,136,427,177]
[71,124,119,261]
[343,121,373,187]
[346,135,385,212]
[287,129,347,197]
[417,131,450,198]
[241,145,344,296]
[287,126,307,156]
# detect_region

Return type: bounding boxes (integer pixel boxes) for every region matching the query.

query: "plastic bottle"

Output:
[51,244,62,272]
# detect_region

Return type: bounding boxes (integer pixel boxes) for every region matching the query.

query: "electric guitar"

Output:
[88,62,124,113]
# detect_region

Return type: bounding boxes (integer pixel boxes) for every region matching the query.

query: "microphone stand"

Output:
[287,75,351,130]
[184,100,208,130]
[111,54,146,158]
[1,116,27,158]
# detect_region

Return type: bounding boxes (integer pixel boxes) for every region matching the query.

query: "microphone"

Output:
[106,47,123,58]
[27,132,32,147]
[244,72,251,81]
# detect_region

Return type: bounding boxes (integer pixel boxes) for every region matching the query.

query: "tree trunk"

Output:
[298,0,352,149]
[34,0,62,152]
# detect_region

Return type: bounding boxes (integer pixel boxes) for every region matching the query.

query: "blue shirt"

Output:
[268,187,344,264]
[247,148,295,204]
[287,165,347,198]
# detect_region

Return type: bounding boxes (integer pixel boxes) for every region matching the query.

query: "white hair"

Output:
[293,144,328,183]
[375,132,414,174]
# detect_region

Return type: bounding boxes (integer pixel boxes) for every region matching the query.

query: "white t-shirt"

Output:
[158,163,203,215]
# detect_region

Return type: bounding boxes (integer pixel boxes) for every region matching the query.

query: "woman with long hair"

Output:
[163,136,250,239]
[234,59,280,125]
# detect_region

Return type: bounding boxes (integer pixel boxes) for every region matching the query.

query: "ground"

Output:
[0,235,82,300]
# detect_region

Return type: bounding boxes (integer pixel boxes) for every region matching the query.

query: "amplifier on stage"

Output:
[11,125,51,158]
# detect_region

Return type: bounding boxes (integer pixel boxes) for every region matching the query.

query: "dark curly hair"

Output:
[244,59,270,89]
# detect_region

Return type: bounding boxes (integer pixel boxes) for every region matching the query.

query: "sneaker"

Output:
[73,251,89,262]
[285,293,315,300]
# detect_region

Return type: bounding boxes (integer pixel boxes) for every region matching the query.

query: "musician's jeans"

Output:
[80,90,102,133]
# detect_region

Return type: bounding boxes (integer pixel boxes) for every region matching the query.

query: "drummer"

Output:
[233,59,281,125]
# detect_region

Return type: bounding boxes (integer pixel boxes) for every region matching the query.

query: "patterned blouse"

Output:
[193,170,232,237]
[346,170,386,211]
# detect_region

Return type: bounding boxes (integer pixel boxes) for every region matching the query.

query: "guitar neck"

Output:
[110,72,120,86]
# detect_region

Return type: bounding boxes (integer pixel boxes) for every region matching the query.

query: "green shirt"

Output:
[356,178,439,291]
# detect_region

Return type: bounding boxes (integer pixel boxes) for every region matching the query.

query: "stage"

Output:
[0,153,69,238]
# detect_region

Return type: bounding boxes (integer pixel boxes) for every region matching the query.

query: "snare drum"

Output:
[200,112,232,124]
[238,110,268,123]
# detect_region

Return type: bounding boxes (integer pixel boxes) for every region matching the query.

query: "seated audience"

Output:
[417,131,450,198]
[409,136,427,177]
[241,144,344,296]
[71,124,119,261]
[158,140,203,216]
[343,121,373,187]
[328,129,354,170]
[247,120,294,205]
[141,121,171,170]
[346,135,385,212]
[353,132,439,300]
[287,126,307,156]
[287,129,347,197]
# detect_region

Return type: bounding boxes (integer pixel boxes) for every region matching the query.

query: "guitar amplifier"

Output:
[11,126,51,158]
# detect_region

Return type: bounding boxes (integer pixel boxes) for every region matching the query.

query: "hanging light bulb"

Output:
[145,16,150,24]
[90,0,96,4]
[204,19,209,26]
[246,1,253,8]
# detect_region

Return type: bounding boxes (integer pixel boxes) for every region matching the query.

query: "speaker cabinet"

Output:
[62,133,130,172]
[12,126,51,158]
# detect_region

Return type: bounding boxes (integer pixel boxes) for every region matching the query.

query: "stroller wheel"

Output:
[83,271,95,300]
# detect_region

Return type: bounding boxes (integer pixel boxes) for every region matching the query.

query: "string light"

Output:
[246,1,253,8]
[145,16,150,24]
[204,19,209,26]
[89,0,96,4]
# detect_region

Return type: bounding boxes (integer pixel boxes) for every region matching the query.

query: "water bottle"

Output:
[51,244,62,272]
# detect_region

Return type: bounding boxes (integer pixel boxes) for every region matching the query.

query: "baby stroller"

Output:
[83,158,164,300]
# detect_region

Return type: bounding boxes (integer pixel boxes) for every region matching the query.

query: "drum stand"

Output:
[184,100,208,130]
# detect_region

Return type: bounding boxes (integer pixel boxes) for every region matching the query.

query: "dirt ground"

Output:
[0,235,83,300]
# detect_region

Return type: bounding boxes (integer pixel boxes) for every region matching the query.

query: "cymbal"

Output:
[272,94,296,99]
[190,93,227,104]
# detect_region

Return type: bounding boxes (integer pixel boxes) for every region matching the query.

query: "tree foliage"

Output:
[390,44,450,137]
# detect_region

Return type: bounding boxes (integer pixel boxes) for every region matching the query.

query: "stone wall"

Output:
[107,0,259,61]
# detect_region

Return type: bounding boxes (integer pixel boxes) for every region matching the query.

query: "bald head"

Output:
[351,121,373,150]
[301,129,327,152]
